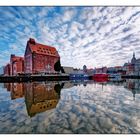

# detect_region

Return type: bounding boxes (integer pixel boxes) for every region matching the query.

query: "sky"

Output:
[0,6,140,69]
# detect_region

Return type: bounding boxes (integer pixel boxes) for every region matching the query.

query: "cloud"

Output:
[1,7,140,68]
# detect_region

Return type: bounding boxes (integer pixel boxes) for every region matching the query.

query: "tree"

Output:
[54,60,65,73]
[54,60,61,72]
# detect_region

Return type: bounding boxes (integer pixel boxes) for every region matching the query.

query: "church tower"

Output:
[131,52,136,64]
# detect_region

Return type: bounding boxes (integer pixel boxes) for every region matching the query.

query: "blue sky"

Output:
[1,6,140,68]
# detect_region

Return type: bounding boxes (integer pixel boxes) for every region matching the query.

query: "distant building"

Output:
[73,68,84,74]
[123,62,134,75]
[0,66,4,75]
[86,68,94,75]
[62,66,74,74]
[123,52,140,75]
[134,58,140,76]
[24,38,60,74]
[10,54,24,75]
[95,67,107,73]
[83,65,87,72]
[4,63,10,76]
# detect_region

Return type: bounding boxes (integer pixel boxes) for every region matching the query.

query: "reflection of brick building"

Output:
[24,82,61,117]
[10,54,24,75]
[4,64,10,76]
[4,83,11,91]
[24,38,60,74]
[10,83,24,100]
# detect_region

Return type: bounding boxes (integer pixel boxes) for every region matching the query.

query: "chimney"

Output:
[11,54,15,58]
[28,38,36,45]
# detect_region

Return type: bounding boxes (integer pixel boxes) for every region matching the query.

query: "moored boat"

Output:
[69,73,89,80]
[109,73,122,81]
[92,73,109,82]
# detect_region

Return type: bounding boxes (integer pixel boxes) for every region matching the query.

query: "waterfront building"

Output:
[134,58,140,76]
[4,63,10,76]
[95,67,108,73]
[83,65,87,72]
[0,66,4,75]
[10,54,24,75]
[62,66,74,74]
[86,68,94,76]
[123,52,140,76]
[24,38,60,74]
[123,62,134,75]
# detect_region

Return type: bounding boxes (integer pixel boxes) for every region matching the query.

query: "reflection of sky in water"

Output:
[0,80,140,133]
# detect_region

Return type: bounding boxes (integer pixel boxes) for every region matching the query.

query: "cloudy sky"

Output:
[0,6,140,69]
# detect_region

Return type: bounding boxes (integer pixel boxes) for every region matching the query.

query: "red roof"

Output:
[10,55,24,62]
[27,38,60,57]
[115,66,122,68]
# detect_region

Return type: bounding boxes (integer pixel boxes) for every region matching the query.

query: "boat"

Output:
[69,73,89,80]
[109,73,121,78]
[92,73,109,82]
[93,73,109,78]
[108,73,122,81]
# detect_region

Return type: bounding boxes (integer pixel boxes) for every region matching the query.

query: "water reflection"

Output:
[24,82,63,117]
[124,79,140,100]
[3,82,65,117]
[3,79,140,115]
[1,79,140,133]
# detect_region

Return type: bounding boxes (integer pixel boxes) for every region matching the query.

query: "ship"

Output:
[92,73,109,82]
[69,73,89,80]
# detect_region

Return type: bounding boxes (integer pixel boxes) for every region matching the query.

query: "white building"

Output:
[0,66,4,75]
[62,66,74,74]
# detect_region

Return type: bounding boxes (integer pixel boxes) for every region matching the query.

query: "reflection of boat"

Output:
[24,82,63,117]
[69,74,89,80]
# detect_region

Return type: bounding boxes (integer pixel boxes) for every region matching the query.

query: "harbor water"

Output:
[0,79,140,134]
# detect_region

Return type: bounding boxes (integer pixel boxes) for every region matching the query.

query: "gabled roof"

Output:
[27,38,60,57]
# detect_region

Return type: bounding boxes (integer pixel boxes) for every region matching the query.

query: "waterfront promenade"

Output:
[0,74,70,82]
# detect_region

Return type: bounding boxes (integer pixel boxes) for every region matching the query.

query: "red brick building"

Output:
[10,54,24,75]
[4,63,10,76]
[24,38,60,74]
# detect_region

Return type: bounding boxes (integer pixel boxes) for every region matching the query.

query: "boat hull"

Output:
[92,74,109,82]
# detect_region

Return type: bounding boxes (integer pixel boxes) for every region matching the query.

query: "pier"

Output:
[122,75,140,79]
[0,74,70,82]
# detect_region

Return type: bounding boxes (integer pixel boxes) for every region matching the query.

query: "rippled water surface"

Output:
[0,79,140,134]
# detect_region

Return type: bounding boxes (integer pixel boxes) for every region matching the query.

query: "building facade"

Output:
[62,66,74,74]
[123,53,140,76]
[24,38,60,74]
[0,66,4,75]
[10,54,24,75]
[4,64,10,76]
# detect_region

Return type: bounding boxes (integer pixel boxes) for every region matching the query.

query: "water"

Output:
[0,79,140,134]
